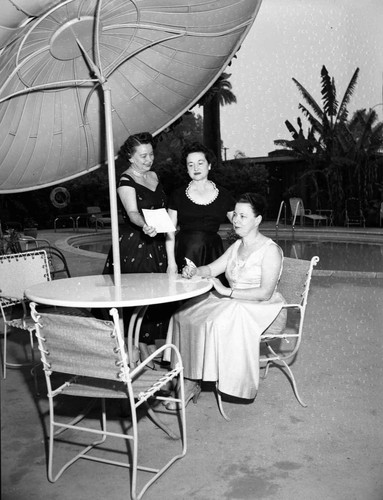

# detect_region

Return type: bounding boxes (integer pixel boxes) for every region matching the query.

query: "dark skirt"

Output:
[175,230,224,272]
[99,227,170,345]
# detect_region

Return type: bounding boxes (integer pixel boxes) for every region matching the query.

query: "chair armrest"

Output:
[130,343,182,378]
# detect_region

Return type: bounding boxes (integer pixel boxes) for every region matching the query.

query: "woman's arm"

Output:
[165,208,178,274]
[182,246,230,278]
[117,185,157,237]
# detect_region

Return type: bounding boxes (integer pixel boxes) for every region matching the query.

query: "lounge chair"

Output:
[86,206,112,229]
[345,198,365,227]
[289,198,328,227]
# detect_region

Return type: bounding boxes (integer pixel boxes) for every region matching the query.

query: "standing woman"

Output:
[103,132,171,351]
[104,131,168,275]
[166,142,235,274]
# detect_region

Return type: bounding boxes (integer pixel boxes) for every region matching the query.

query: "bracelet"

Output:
[229,288,234,297]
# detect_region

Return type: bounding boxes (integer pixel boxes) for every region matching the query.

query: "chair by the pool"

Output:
[216,255,319,421]
[30,304,186,500]
[86,206,112,229]
[36,246,71,279]
[289,197,328,227]
[344,198,366,227]
[0,250,50,381]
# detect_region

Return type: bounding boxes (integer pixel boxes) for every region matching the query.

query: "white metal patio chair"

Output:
[30,304,186,500]
[217,255,319,421]
[289,197,328,227]
[0,250,50,381]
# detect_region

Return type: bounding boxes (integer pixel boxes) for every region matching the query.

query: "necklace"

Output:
[130,166,147,178]
[185,180,219,205]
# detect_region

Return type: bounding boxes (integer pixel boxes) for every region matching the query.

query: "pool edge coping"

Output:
[56,231,383,279]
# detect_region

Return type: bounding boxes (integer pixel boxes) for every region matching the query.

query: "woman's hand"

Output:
[210,277,231,296]
[143,224,157,237]
[181,264,197,279]
[166,262,178,275]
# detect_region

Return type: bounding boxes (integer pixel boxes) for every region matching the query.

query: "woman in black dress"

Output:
[104,132,168,275]
[166,142,235,275]
[103,132,172,353]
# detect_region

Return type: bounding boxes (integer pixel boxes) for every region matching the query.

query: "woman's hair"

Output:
[181,141,216,168]
[236,193,267,218]
[119,132,154,160]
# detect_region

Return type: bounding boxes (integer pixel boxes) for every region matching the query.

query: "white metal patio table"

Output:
[25,273,212,367]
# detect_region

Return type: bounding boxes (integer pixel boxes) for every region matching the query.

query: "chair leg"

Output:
[145,403,179,439]
[264,344,307,408]
[48,398,108,482]
[215,383,231,421]
[2,323,8,379]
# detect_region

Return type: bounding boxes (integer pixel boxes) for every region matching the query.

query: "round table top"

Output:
[25,273,212,308]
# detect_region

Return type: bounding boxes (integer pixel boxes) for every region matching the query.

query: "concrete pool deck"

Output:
[1,225,383,499]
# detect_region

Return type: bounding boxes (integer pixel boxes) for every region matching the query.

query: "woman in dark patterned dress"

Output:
[166,142,235,277]
[103,132,171,354]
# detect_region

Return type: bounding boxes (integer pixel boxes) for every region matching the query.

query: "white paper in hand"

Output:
[142,208,176,233]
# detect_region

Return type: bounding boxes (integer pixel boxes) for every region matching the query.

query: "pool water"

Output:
[275,240,382,272]
[76,239,383,272]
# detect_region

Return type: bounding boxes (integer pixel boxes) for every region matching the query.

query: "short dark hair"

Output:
[181,142,216,168]
[236,193,267,218]
[119,132,154,161]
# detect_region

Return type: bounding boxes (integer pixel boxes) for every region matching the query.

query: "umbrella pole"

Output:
[103,86,121,288]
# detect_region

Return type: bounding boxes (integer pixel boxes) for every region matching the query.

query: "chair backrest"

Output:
[0,250,51,301]
[87,206,102,217]
[277,256,319,306]
[38,246,71,279]
[289,197,304,216]
[32,305,130,383]
[345,198,362,215]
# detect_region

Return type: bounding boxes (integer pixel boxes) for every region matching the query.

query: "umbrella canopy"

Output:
[0,0,262,284]
[0,0,262,192]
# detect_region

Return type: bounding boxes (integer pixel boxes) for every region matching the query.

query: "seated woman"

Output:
[166,193,287,408]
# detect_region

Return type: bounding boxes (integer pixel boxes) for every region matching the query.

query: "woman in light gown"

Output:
[166,193,287,408]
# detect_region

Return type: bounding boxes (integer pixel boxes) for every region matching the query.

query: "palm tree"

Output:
[344,108,383,203]
[274,65,362,221]
[197,72,237,165]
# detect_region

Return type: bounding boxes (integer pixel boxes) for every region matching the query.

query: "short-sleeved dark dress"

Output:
[168,184,235,272]
[103,173,169,344]
[103,174,167,274]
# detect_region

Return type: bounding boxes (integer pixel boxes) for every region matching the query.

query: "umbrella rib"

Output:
[104,20,253,38]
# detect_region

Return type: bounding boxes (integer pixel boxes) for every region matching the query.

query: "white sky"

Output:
[219,0,383,159]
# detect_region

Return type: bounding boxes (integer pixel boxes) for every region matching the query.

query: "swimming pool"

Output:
[74,236,383,273]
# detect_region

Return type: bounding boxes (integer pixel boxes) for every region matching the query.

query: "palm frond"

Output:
[321,66,338,118]
[285,119,299,139]
[292,77,323,119]
[297,104,324,133]
[336,67,359,122]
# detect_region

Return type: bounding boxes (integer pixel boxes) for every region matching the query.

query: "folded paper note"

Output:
[142,208,176,233]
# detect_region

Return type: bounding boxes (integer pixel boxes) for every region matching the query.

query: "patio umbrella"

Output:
[0,0,263,286]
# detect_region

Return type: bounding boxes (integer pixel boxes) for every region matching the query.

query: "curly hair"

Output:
[119,132,154,161]
[236,193,267,218]
[181,141,216,168]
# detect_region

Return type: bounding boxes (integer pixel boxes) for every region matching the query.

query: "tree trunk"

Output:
[203,96,222,166]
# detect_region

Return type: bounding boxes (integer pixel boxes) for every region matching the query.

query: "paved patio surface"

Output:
[1,228,383,499]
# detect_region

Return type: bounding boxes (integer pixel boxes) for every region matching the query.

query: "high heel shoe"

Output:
[164,382,201,411]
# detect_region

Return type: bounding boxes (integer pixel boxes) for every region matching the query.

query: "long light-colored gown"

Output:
[170,238,287,399]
